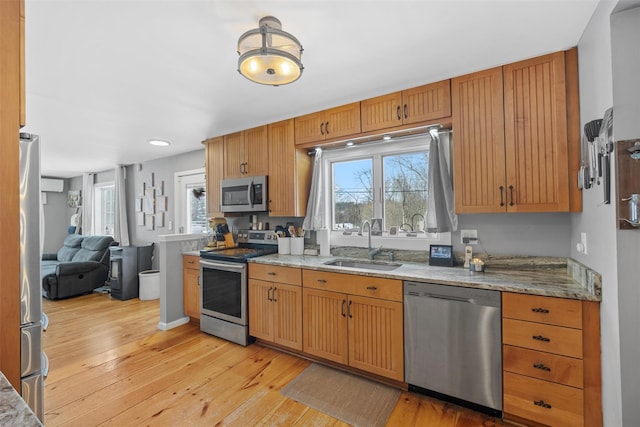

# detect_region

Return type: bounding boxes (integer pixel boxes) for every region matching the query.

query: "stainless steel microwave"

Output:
[220,176,268,213]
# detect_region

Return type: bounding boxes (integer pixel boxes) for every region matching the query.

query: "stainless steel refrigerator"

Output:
[19,133,47,421]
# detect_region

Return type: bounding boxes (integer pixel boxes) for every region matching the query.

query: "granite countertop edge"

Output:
[248,255,601,302]
[0,373,42,426]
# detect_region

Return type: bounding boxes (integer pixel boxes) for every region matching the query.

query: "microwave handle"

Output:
[247,178,255,207]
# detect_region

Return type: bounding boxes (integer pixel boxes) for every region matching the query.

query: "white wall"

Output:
[572,1,622,425]
[611,5,640,425]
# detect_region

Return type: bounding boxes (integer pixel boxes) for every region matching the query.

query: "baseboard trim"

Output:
[157,316,190,330]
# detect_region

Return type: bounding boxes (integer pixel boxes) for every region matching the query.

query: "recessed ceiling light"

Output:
[383,134,391,141]
[149,139,170,147]
[346,141,354,147]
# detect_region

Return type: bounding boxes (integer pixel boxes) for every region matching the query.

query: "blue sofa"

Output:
[42,234,114,300]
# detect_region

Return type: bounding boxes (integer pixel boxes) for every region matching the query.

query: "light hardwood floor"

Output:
[43,293,511,426]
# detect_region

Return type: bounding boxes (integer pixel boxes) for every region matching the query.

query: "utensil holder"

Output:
[290,237,304,255]
[278,237,291,255]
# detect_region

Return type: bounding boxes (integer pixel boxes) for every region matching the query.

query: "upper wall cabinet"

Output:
[203,136,224,218]
[452,51,574,213]
[294,103,361,146]
[268,119,312,217]
[224,125,269,179]
[361,80,451,133]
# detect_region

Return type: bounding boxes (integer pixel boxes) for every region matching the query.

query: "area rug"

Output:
[281,363,400,427]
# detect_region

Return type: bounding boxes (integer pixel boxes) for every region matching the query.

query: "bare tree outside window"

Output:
[333,159,373,230]
[383,152,428,232]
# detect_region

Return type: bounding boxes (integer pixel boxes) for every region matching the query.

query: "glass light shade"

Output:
[237,16,303,86]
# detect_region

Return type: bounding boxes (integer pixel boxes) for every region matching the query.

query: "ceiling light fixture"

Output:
[149,139,170,147]
[237,16,304,86]
[383,134,392,141]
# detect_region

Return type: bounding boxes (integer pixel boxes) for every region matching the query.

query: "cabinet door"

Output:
[273,283,302,350]
[452,67,507,213]
[204,136,224,217]
[244,125,269,176]
[347,295,404,381]
[324,103,361,141]
[19,0,25,127]
[503,51,570,212]
[223,131,245,178]
[361,92,403,132]
[302,288,348,364]
[268,119,310,217]
[248,279,274,342]
[294,111,326,145]
[182,259,200,320]
[402,80,451,125]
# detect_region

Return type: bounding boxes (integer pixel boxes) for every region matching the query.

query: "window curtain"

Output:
[81,172,95,235]
[426,131,458,232]
[302,148,326,231]
[114,165,130,245]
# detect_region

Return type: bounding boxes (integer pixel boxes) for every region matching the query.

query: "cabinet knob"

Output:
[366,286,377,291]
[532,335,551,342]
[267,272,276,276]
[317,279,326,284]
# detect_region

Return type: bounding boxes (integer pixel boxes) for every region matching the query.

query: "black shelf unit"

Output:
[109,244,154,300]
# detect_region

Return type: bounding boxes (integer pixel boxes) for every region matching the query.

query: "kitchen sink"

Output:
[323,259,402,271]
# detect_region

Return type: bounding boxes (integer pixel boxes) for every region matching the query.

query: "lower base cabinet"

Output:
[248,264,303,351]
[302,270,404,381]
[502,292,601,427]
[182,255,200,321]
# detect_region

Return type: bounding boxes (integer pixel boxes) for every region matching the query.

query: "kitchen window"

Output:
[94,182,115,236]
[323,134,451,249]
[175,169,207,234]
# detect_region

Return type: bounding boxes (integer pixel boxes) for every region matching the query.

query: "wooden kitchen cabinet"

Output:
[361,80,451,133]
[248,264,302,351]
[203,136,224,218]
[182,255,200,322]
[502,293,602,427]
[267,119,312,217]
[302,269,404,381]
[19,0,25,127]
[452,50,575,214]
[223,125,269,179]
[294,102,361,146]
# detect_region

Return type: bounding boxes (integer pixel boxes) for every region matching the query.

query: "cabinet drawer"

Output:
[303,269,402,302]
[504,372,584,427]
[503,345,583,388]
[249,264,301,286]
[183,255,200,270]
[503,293,582,329]
[503,318,583,358]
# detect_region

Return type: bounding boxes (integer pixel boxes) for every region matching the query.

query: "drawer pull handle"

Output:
[267,272,276,276]
[317,279,326,284]
[532,307,550,313]
[533,400,552,409]
[532,335,551,342]
[188,261,195,264]
[366,286,378,291]
[533,363,551,372]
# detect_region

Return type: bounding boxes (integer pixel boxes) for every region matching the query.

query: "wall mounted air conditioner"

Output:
[41,178,64,192]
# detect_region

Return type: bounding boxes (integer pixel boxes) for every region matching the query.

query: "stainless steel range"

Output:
[199,230,278,345]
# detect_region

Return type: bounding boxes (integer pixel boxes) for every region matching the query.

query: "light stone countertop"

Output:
[0,373,42,426]
[248,254,601,301]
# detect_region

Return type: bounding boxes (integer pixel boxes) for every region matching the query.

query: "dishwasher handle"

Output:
[422,293,478,305]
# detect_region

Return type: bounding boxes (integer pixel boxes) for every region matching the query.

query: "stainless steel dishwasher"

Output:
[404,281,502,415]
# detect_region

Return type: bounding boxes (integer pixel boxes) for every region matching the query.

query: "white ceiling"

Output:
[23,0,600,178]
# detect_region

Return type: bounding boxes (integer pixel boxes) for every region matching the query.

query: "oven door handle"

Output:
[200,260,246,273]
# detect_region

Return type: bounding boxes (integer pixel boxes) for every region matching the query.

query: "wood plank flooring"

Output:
[43,293,512,426]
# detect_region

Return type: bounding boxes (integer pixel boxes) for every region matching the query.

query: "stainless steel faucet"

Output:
[359,220,381,260]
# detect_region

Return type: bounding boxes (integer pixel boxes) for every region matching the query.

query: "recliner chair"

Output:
[42,234,115,300]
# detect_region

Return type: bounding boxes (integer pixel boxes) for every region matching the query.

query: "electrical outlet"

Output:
[460,229,478,245]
